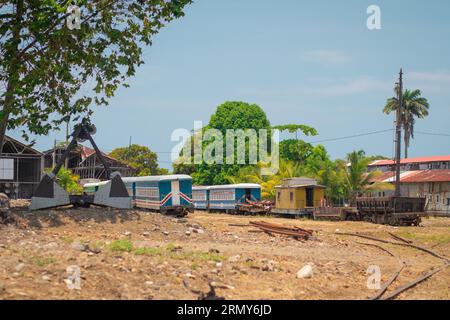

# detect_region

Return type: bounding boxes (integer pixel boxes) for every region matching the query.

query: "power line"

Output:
[308,129,394,144]
[416,131,450,137]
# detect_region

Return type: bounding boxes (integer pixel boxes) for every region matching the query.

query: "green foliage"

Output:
[108,239,133,253]
[209,101,271,132]
[174,101,272,185]
[272,124,318,137]
[383,88,430,158]
[110,144,162,176]
[45,166,83,194]
[341,150,393,205]
[279,139,314,162]
[0,0,192,147]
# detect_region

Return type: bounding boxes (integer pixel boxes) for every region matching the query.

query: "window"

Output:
[210,190,234,201]
[0,159,14,180]
[277,192,281,200]
[447,198,450,206]
[136,187,159,199]
[192,190,207,201]
[289,192,293,203]
[436,195,440,203]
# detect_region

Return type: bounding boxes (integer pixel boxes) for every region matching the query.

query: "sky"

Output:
[9,0,450,169]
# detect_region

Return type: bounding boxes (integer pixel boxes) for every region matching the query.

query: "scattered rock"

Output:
[185,231,191,236]
[145,281,154,286]
[71,242,87,252]
[297,264,314,279]
[209,248,220,254]
[124,231,132,237]
[177,218,188,224]
[185,273,196,279]
[162,231,169,236]
[15,263,25,272]
[228,255,241,263]
[210,281,235,290]
[261,260,277,272]
[142,231,150,237]
[216,262,223,268]
[193,228,204,234]
[41,275,51,281]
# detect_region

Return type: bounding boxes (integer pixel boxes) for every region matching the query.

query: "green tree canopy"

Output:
[341,150,393,205]
[0,0,191,153]
[110,144,166,176]
[174,101,272,185]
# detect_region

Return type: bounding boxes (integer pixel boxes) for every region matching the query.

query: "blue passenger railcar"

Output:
[207,183,261,212]
[192,186,209,210]
[122,175,193,215]
[84,175,193,215]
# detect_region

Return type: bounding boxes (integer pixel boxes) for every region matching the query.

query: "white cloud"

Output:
[408,71,450,94]
[301,50,351,64]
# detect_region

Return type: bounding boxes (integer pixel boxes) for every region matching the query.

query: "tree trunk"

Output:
[404,135,409,159]
[0,0,24,156]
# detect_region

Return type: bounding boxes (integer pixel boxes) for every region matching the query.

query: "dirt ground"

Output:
[0,201,449,300]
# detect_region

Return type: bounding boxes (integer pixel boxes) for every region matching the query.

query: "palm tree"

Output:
[342,151,393,206]
[383,88,430,158]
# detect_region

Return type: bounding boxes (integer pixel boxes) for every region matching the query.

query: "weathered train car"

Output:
[207,183,261,213]
[84,174,193,215]
[192,186,209,210]
[272,178,325,216]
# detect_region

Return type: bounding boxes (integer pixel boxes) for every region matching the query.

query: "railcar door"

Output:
[171,180,180,206]
[245,188,252,201]
[306,187,314,207]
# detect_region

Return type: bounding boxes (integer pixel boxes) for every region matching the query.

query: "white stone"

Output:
[297,264,314,279]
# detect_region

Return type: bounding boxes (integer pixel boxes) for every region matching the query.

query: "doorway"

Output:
[306,187,314,207]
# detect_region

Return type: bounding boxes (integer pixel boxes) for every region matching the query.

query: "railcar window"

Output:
[210,190,234,201]
[136,187,159,198]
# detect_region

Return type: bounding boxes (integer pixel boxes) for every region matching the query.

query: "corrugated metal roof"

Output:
[401,170,450,183]
[369,170,450,183]
[369,155,450,166]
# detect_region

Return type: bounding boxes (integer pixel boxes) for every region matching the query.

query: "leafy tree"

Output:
[383,88,430,158]
[341,150,393,205]
[110,144,162,176]
[279,139,314,162]
[0,0,191,154]
[174,101,272,185]
[275,124,318,162]
[272,124,317,139]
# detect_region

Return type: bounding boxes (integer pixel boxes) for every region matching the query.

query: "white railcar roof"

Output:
[83,175,192,187]
[121,174,192,183]
[193,183,261,191]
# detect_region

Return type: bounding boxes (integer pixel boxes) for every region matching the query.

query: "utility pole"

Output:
[394,69,403,197]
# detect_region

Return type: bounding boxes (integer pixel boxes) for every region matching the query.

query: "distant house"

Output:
[368,156,450,214]
[0,135,43,199]
[43,144,136,183]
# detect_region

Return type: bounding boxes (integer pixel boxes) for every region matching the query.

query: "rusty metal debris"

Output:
[387,231,412,244]
[381,263,450,300]
[336,232,450,262]
[370,264,405,300]
[249,221,314,240]
[237,200,273,215]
